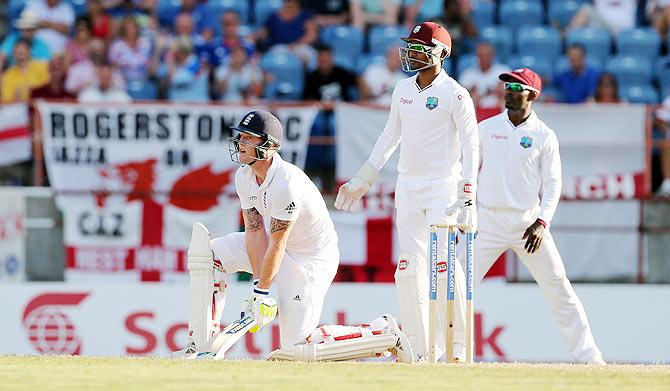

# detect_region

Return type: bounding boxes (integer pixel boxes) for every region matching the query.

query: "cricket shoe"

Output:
[382,314,415,364]
[171,340,198,359]
[584,354,606,366]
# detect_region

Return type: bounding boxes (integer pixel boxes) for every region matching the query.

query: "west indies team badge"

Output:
[425,96,439,110]
[520,136,533,148]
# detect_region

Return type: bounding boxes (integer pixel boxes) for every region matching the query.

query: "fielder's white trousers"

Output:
[394,174,466,359]
[474,204,603,362]
[211,232,339,347]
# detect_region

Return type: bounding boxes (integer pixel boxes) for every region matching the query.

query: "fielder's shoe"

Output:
[584,354,607,366]
[383,314,416,364]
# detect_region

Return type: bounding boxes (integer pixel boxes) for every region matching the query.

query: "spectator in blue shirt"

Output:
[255,0,318,68]
[0,9,51,71]
[553,44,601,104]
[201,11,256,69]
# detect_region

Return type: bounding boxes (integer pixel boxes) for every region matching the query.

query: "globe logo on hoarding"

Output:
[22,293,89,355]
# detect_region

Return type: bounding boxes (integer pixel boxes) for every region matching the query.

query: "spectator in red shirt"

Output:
[31,54,75,100]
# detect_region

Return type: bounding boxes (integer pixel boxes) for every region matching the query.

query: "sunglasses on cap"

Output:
[504,82,533,92]
[406,43,433,53]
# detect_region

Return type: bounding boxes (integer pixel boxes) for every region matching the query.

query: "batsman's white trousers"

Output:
[211,233,339,347]
[394,174,466,360]
[474,204,603,362]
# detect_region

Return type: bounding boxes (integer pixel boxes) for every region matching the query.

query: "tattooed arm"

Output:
[257,217,295,289]
[242,207,268,278]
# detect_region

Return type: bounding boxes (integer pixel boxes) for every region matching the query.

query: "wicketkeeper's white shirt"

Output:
[235,153,338,254]
[366,69,479,182]
[477,110,562,224]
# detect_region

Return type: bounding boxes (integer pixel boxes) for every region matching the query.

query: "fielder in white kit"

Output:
[476,68,605,364]
[180,110,414,362]
[335,22,479,362]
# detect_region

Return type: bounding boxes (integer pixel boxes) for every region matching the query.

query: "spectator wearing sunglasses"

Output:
[475,68,606,365]
[335,22,479,362]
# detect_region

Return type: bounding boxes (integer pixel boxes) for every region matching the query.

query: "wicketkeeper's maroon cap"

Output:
[499,68,542,95]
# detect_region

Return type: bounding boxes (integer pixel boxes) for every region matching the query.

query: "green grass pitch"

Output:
[1,356,668,390]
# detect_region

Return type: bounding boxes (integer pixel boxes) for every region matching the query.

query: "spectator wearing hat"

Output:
[65,38,126,96]
[1,39,50,102]
[553,44,600,104]
[78,62,132,103]
[23,0,76,55]
[459,41,511,109]
[0,9,51,70]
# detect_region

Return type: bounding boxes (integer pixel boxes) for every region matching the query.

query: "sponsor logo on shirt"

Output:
[491,133,507,140]
[248,195,257,202]
[398,259,408,270]
[293,294,301,301]
[425,96,439,110]
[284,201,297,215]
[263,192,267,208]
[520,136,533,149]
[400,97,413,104]
[437,261,447,273]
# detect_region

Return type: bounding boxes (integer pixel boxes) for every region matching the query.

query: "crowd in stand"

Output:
[0,0,669,195]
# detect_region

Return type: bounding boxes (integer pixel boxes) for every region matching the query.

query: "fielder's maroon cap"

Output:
[402,22,452,53]
[499,68,542,94]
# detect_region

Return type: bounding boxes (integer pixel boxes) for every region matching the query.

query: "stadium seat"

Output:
[566,27,612,61]
[471,1,495,28]
[506,55,553,81]
[555,55,603,74]
[253,0,282,26]
[260,49,304,100]
[616,28,660,59]
[655,57,670,97]
[207,0,249,25]
[368,26,408,57]
[605,56,653,86]
[619,83,659,104]
[499,0,544,32]
[126,80,158,101]
[516,26,563,61]
[321,25,365,72]
[479,26,513,58]
[547,0,582,28]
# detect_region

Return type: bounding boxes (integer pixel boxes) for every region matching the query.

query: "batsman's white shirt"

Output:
[478,110,561,224]
[367,69,479,181]
[211,154,339,347]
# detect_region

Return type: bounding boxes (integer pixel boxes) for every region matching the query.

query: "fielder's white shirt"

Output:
[235,154,338,254]
[367,69,479,181]
[477,110,562,224]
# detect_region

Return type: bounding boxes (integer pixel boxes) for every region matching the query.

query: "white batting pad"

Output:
[394,253,429,359]
[267,334,397,361]
[188,222,214,349]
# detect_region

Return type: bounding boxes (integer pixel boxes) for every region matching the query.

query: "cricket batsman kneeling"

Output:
[178,110,413,362]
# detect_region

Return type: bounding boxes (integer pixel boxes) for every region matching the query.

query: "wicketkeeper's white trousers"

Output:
[474,204,603,362]
[211,232,339,347]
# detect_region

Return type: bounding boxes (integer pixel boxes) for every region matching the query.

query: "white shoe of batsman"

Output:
[171,340,198,359]
[383,314,415,364]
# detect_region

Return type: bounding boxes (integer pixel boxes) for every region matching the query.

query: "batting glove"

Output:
[242,286,278,334]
